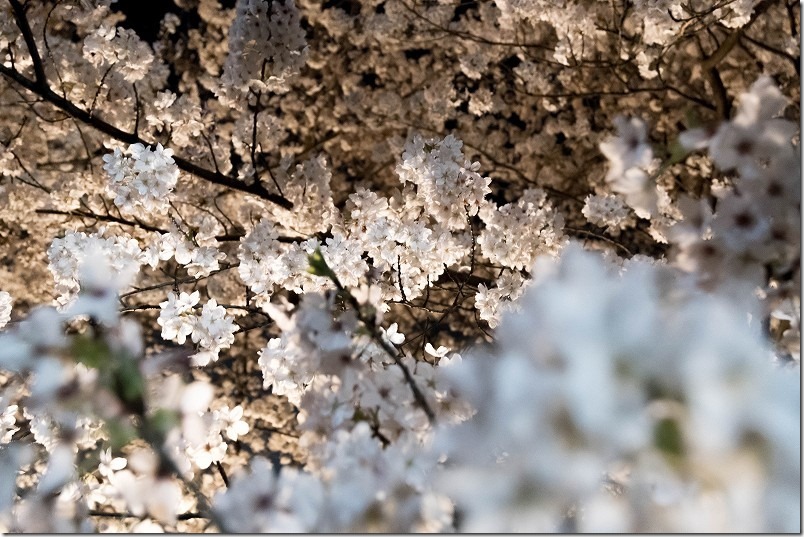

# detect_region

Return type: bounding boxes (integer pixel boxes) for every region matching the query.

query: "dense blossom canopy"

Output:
[0,0,799,532]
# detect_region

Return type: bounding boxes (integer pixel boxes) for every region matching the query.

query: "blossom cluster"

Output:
[599,116,660,219]
[396,134,491,230]
[83,26,155,83]
[158,291,237,366]
[47,229,145,303]
[672,78,801,291]
[478,187,566,270]
[582,194,635,235]
[0,0,798,533]
[101,143,180,215]
[435,245,799,532]
[220,0,309,96]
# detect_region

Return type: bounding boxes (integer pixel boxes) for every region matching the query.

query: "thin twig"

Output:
[215,461,230,488]
[0,62,293,209]
[89,510,205,521]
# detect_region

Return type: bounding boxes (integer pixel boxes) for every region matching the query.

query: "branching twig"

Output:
[35,208,165,234]
[0,33,293,209]
[311,251,436,424]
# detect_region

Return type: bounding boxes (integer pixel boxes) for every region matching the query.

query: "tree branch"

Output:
[0,60,293,209]
[8,0,46,85]
[35,208,166,234]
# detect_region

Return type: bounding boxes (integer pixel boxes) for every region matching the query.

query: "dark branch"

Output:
[88,510,206,521]
[9,0,47,85]
[0,63,293,210]
[35,208,166,234]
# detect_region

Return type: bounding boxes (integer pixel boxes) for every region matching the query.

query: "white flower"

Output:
[0,291,12,329]
[599,116,660,218]
[381,323,405,345]
[352,284,383,307]
[190,299,237,365]
[47,230,145,302]
[395,133,491,230]
[102,143,179,215]
[112,468,183,526]
[582,194,635,235]
[320,232,369,289]
[238,220,288,302]
[98,448,127,478]
[66,248,131,326]
[0,402,18,444]
[213,457,324,532]
[157,291,200,344]
[435,244,799,532]
[258,337,310,406]
[83,26,154,82]
[0,307,67,374]
[478,188,565,270]
[221,0,308,94]
[475,271,527,329]
[186,432,228,470]
[267,155,339,236]
[424,343,449,359]
[600,116,654,182]
[213,405,250,441]
[158,231,195,265]
[186,246,224,278]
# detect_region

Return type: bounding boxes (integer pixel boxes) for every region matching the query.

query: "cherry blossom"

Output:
[157,291,200,345]
[0,0,797,533]
[0,291,11,329]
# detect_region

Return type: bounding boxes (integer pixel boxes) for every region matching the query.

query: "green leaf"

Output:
[111,356,146,415]
[654,417,685,457]
[148,408,179,437]
[684,107,703,130]
[308,248,336,279]
[71,335,111,369]
[105,418,137,452]
[75,446,99,477]
[666,138,690,167]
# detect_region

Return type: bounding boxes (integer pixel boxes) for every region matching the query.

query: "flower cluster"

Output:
[239,135,489,306]
[256,281,471,445]
[435,245,799,532]
[474,270,528,329]
[599,116,660,219]
[144,91,206,149]
[158,291,237,366]
[268,155,338,235]
[478,188,566,270]
[154,216,226,279]
[582,193,636,235]
[396,134,491,230]
[102,143,180,215]
[237,220,307,305]
[213,423,453,532]
[0,396,18,444]
[185,403,246,471]
[47,229,145,303]
[220,0,308,95]
[668,78,800,356]
[0,0,798,532]
[343,186,468,300]
[83,26,155,83]
[157,291,200,345]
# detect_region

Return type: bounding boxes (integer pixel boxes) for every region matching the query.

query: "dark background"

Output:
[113,0,236,43]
